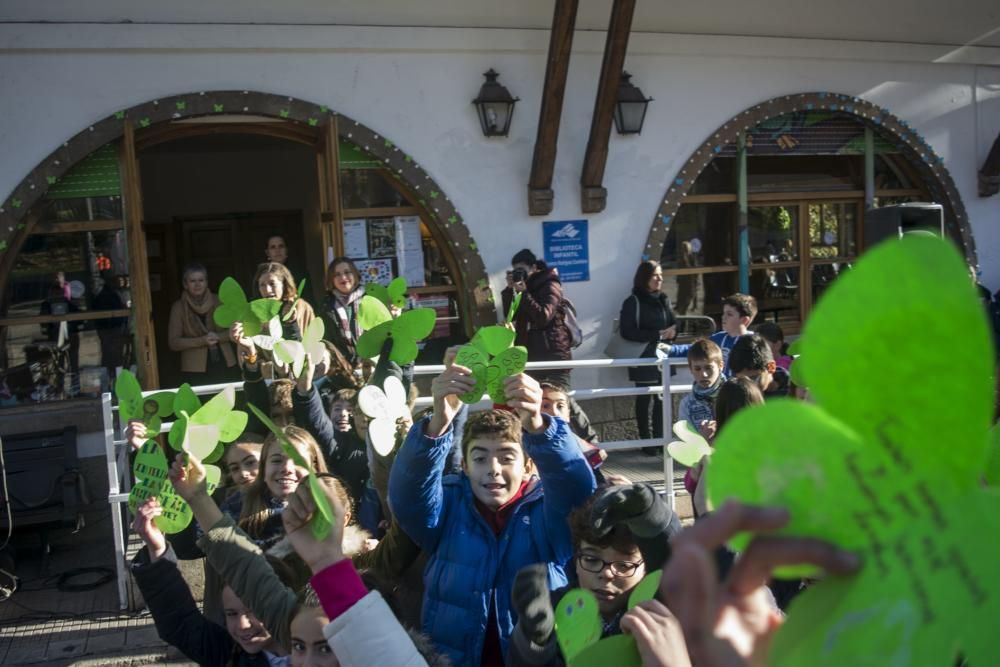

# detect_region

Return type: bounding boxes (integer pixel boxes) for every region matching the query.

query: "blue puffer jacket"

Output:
[388,414,597,667]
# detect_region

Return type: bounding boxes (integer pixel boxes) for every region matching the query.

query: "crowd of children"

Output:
[120,249,869,667]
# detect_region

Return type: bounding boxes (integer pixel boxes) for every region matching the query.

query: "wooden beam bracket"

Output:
[581,186,607,214]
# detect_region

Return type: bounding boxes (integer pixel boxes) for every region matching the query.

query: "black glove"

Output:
[590,483,680,570]
[512,564,554,646]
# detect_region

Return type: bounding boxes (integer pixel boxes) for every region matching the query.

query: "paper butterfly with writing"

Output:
[274,318,326,378]
[365,276,408,310]
[355,295,436,365]
[554,570,662,666]
[707,235,999,666]
[666,419,713,467]
[213,276,283,337]
[115,369,174,435]
[247,403,336,540]
[167,384,249,465]
[129,440,221,534]
[358,375,409,456]
[452,325,528,404]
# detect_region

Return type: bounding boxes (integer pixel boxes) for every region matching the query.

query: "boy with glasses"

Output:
[508,484,682,665]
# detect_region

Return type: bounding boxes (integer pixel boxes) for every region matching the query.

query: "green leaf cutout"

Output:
[626,570,662,609]
[985,425,1000,486]
[173,383,201,418]
[366,277,408,309]
[355,307,437,365]
[213,276,283,337]
[168,386,247,464]
[357,295,392,330]
[470,325,516,356]
[553,589,603,663]
[130,440,220,534]
[115,369,174,434]
[247,403,335,540]
[569,634,641,667]
[281,278,308,322]
[506,291,523,324]
[707,235,999,667]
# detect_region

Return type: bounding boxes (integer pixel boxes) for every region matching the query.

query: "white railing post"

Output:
[660,356,675,511]
[102,392,129,610]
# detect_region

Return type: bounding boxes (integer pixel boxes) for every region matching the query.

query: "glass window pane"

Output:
[35,195,123,224]
[662,203,736,269]
[662,270,736,320]
[748,155,862,192]
[811,261,852,305]
[808,203,858,258]
[4,230,129,318]
[748,205,799,262]
[749,268,800,327]
[689,157,735,195]
[1,318,128,404]
[340,170,406,209]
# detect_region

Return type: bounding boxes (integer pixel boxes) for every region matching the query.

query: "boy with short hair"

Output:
[728,333,789,399]
[389,363,597,667]
[678,338,725,427]
[540,382,607,476]
[668,292,757,374]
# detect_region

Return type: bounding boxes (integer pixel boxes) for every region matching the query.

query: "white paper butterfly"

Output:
[274,319,326,378]
[250,316,283,352]
[666,420,713,467]
[357,376,409,456]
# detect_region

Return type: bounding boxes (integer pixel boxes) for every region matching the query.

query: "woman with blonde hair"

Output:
[168,263,237,386]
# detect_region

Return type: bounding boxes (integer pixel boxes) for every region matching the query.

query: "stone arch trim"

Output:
[0,90,496,327]
[643,92,977,267]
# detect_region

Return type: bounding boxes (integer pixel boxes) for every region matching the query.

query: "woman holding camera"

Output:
[501,248,573,388]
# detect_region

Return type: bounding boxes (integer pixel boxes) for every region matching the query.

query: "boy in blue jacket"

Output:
[388,359,597,667]
[666,292,757,374]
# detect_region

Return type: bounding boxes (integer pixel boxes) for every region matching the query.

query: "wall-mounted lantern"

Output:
[472,69,519,137]
[614,71,653,135]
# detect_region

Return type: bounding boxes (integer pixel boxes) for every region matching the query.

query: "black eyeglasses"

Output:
[577,553,643,577]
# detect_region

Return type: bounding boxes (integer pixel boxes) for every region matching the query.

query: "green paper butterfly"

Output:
[213,276,283,337]
[247,404,335,540]
[129,439,221,534]
[167,385,248,464]
[708,235,1000,666]
[274,318,326,378]
[115,369,175,435]
[452,325,527,404]
[365,276,408,309]
[355,295,436,365]
[553,570,661,666]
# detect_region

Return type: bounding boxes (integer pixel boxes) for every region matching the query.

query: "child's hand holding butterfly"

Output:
[283,474,349,574]
[132,497,168,561]
[428,362,476,437]
[230,322,257,361]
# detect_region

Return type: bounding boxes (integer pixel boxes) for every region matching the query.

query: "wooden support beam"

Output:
[527,0,579,216]
[579,0,636,214]
[979,131,1000,197]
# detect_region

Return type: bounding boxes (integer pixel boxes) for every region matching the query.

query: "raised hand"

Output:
[131,497,168,561]
[428,362,476,437]
[503,373,545,434]
[512,564,555,646]
[620,600,691,667]
[659,501,860,667]
[168,452,209,502]
[282,475,348,574]
[296,352,315,396]
[230,322,256,359]
[125,419,148,452]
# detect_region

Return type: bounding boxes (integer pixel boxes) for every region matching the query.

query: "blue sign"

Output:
[543,219,590,282]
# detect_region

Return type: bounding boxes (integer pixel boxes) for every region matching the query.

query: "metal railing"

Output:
[102,354,689,609]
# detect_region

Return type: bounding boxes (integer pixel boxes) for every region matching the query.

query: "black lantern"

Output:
[613,72,653,135]
[472,69,519,138]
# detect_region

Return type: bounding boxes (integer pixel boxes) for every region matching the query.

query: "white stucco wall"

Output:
[1,24,998,391]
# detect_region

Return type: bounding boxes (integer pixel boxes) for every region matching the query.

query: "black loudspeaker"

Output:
[864,203,944,247]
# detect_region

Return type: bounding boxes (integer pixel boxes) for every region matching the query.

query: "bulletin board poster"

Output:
[343,219,369,259]
[355,258,394,286]
[543,219,590,282]
[367,218,397,258]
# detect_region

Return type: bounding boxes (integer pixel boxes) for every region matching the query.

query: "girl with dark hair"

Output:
[321,257,366,365]
[618,260,677,453]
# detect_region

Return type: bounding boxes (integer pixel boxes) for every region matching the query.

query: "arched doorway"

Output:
[0,91,493,394]
[642,92,975,331]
